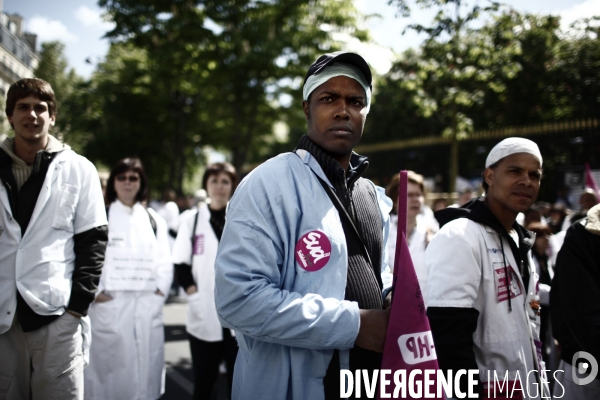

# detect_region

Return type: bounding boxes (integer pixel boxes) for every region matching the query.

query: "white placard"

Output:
[103,248,156,291]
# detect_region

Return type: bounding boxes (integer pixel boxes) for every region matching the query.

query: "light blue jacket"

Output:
[215,149,393,400]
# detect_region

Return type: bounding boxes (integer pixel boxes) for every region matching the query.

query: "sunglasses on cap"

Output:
[116,175,140,183]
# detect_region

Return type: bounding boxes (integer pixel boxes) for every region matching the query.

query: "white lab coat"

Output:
[157,201,180,249]
[172,203,224,341]
[84,200,172,400]
[0,149,107,333]
[426,218,550,398]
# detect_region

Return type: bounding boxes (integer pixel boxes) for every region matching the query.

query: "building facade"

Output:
[0,0,38,138]
[0,11,38,96]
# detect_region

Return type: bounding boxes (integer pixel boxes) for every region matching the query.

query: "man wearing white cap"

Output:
[425,138,551,398]
[214,52,392,399]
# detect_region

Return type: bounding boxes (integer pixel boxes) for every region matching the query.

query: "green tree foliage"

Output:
[95,0,367,191]
[387,0,512,135]
[34,41,90,152]
[34,42,72,102]
[82,43,193,192]
[368,10,600,139]
[94,1,216,192]
[552,17,600,119]
[367,5,600,196]
[468,12,563,126]
[376,0,516,191]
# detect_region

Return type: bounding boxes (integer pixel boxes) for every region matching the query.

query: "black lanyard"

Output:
[313,174,374,271]
[191,207,200,248]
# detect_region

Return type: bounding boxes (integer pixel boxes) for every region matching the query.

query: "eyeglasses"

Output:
[116,175,140,183]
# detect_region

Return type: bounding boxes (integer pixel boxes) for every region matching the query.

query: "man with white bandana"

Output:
[426,138,551,398]
[215,52,392,399]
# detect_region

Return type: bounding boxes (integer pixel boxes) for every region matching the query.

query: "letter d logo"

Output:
[572,351,598,386]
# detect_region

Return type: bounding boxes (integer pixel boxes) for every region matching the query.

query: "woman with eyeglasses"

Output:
[84,158,172,400]
[172,162,238,400]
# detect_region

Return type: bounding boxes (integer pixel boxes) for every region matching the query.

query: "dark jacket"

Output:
[551,213,600,372]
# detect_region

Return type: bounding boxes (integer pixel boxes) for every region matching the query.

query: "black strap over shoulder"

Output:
[191,208,200,248]
[147,210,157,237]
[293,147,384,305]
[314,175,374,270]
[106,205,157,237]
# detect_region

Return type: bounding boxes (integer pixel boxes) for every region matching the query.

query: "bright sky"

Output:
[4,0,600,78]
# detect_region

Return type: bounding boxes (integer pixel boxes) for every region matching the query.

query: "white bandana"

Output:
[302,62,371,113]
[486,137,543,168]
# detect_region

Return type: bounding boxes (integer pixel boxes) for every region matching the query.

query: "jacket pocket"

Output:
[89,296,120,336]
[0,374,11,400]
[151,292,165,324]
[48,262,71,308]
[186,291,205,319]
[52,184,79,231]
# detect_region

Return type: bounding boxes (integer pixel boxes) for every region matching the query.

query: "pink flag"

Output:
[379,171,444,399]
[585,163,600,199]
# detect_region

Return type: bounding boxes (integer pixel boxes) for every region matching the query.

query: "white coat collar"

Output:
[112,199,142,215]
[294,149,333,188]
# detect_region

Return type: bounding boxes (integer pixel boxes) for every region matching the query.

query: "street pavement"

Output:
[159,299,229,400]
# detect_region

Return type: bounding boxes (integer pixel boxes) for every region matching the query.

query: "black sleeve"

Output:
[175,263,196,291]
[551,222,600,362]
[427,306,481,397]
[68,225,108,315]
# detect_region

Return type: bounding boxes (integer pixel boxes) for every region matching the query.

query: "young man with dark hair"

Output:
[214,52,392,399]
[0,78,108,399]
[425,137,550,398]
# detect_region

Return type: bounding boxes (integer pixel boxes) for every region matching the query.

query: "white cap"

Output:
[303,62,371,113]
[485,137,542,168]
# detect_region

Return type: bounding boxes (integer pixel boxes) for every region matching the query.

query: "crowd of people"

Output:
[91,158,240,400]
[0,50,598,400]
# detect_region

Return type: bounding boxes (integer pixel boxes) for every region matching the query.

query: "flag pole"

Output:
[392,170,408,287]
